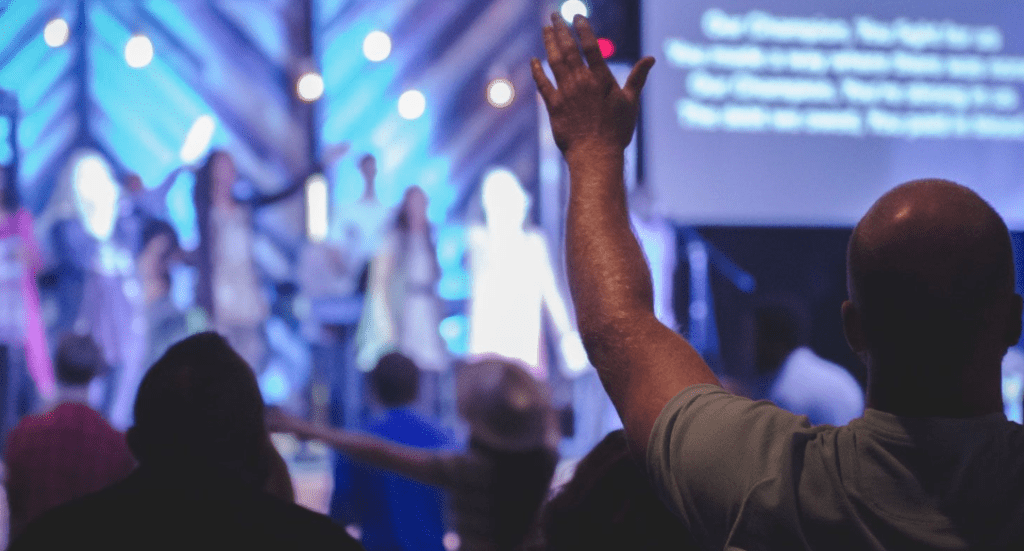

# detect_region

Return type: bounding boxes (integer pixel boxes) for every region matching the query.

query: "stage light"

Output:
[398,89,426,120]
[44,18,69,48]
[486,78,515,108]
[560,0,588,22]
[598,38,615,58]
[363,30,392,62]
[179,115,216,164]
[296,71,324,102]
[305,173,329,242]
[125,34,154,68]
[71,153,120,241]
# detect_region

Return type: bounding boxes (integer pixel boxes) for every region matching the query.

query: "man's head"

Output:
[843,179,1022,414]
[370,352,420,408]
[127,332,271,485]
[55,333,107,387]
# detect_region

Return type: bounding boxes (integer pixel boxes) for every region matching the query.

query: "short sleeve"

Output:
[646,384,818,549]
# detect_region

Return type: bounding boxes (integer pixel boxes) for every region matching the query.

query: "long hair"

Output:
[191,150,225,318]
[393,186,440,278]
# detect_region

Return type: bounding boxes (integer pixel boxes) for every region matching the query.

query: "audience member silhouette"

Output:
[752,298,863,425]
[330,352,448,551]
[270,357,558,551]
[9,332,361,550]
[4,333,134,540]
[526,429,697,551]
[534,13,1024,550]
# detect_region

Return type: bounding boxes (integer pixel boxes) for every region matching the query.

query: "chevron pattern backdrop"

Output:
[0,0,550,399]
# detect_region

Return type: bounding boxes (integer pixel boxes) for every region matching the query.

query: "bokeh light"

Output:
[296,71,325,102]
[486,78,515,108]
[560,0,588,22]
[398,89,426,120]
[363,30,392,62]
[125,34,154,68]
[43,18,69,48]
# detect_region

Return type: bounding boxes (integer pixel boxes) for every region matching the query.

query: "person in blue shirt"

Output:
[331,352,448,551]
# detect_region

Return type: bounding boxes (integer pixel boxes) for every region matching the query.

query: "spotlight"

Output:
[179,115,216,164]
[125,34,154,68]
[296,71,325,102]
[363,31,392,62]
[398,90,426,120]
[486,78,515,108]
[560,0,588,22]
[44,18,69,48]
[305,173,329,242]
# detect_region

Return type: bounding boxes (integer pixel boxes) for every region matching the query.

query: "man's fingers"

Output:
[623,56,656,101]
[550,13,584,70]
[543,25,571,83]
[531,57,557,105]
[573,15,616,86]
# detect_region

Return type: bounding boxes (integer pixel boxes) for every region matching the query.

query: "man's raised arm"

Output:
[531,14,719,457]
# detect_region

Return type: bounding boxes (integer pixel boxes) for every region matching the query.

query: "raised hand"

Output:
[531,14,655,159]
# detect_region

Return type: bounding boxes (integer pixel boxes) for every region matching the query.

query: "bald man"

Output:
[533,13,1024,550]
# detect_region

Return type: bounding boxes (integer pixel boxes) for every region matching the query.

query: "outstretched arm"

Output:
[532,14,719,457]
[266,409,447,487]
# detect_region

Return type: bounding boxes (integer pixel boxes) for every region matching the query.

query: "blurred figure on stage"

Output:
[358,185,449,417]
[752,298,864,426]
[136,219,189,371]
[114,167,189,256]
[466,174,586,380]
[299,151,390,427]
[0,164,53,450]
[269,357,559,551]
[330,352,448,551]
[4,333,135,541]
[52,154,148,430]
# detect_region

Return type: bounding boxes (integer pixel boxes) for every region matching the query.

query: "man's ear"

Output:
[1005,293,1023,348]
[842,300,866,355]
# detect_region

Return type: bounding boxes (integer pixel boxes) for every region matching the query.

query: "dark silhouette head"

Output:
[843,179,1022,416]
[358,153,377,181]
[55,333,108,387]
[531,430,697,551]
[369,352,420,408]
[754,297,811,376]
[127,332,272,486]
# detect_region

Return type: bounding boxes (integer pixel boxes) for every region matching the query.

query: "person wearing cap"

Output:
[269,357,559,551]
[3,333,135,540]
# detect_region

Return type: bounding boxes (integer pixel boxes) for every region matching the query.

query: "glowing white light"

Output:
[305,173,329,242]
[44,18,69,48]
[179,115,216,163]
[486,78,515,108]
[560,0,588,22]
[398,90,426,120]
[296,71,325,102]
[363,30,392,62]
[72,153,120,241]
[443,532,461,551]
[125,34,154,68]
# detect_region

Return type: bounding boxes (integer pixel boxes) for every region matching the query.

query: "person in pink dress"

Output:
[0,164,54,450]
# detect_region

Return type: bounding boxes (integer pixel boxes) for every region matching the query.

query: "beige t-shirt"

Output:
[647,384,1024,550]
